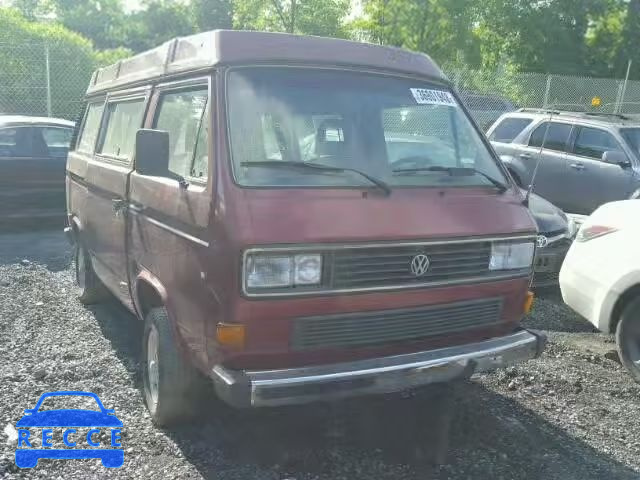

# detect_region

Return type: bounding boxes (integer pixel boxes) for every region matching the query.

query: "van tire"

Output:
[615,296,640,384]
[142,307,204,426]
[75,244,108,304]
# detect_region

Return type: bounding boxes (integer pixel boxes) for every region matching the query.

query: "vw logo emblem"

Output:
[536,235,548,248]
[410,254,430,277]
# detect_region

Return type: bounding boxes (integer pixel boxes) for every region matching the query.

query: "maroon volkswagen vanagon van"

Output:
[66,30,544,425]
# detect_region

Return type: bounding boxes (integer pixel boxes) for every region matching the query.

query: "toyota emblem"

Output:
[410,254,430,277]
[536,235,548,248]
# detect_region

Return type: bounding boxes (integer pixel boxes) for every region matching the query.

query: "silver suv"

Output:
[487,109,640,214]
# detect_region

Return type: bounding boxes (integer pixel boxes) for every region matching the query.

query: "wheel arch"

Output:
[134,270,168,321]
[610,283,640,334]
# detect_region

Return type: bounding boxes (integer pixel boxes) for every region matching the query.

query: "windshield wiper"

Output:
[392,166,507,192]
[241,160,391,196]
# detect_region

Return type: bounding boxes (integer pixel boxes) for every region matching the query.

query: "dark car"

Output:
[15,391,123,468]
[459,91,516,131]
[526,191,576,287]
[0,115,74,226]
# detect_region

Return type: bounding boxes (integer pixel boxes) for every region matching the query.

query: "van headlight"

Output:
[245,253,322,290]
[489,241,535,270]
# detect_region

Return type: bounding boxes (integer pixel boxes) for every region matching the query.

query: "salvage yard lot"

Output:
[0,230,639,479]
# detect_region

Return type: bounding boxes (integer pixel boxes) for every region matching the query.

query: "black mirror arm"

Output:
[165,171,189,188]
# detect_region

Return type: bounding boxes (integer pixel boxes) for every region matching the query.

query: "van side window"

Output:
[77,102,104,153]
[99,98,146,161]
[528,122,572,152]
[153,88,208,180]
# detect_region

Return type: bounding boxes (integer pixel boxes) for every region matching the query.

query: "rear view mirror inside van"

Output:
[135,129,170,178]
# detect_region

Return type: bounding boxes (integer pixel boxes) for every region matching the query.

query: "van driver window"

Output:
[99,98,146,161]
[154,88,208,180]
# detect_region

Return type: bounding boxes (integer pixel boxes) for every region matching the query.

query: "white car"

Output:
[560,200,640,382]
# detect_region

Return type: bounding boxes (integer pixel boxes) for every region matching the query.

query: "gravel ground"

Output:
[0,229,639,479]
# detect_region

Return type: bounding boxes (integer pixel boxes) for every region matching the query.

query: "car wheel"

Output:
[142,307,204,426]
[616,296,640,383]
[75,244,108,305]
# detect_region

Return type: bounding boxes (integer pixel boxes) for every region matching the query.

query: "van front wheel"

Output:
[142,307,204,426]
[616,296,640,384]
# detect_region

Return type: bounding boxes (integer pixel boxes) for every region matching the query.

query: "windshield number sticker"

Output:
[410,88,457,106]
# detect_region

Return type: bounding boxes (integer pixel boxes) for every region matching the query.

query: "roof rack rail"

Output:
[517,108,561,114]
[517,107,633,121]
[582,112,630,120]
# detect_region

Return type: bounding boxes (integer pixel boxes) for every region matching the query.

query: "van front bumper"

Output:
[210,329,546,407]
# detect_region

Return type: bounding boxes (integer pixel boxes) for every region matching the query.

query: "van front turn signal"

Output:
[524,291,534,315]
[216,323,245,349]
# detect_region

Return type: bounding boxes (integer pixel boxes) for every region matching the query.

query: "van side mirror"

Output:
[602,150,631,169]
[135,129,170,177]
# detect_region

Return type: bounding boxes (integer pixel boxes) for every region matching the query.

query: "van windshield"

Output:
[227,68,507,189]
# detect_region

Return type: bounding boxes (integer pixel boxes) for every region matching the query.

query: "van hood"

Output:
[242,187,536,244]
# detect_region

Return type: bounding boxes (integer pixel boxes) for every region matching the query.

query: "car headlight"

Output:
[489,241,535,270]
[576,225,617,243]
[245,252,322,290]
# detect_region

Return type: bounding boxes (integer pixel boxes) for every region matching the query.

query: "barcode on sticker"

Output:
[410,88,457,106]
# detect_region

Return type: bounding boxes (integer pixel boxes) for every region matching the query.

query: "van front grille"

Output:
[291,297,503,350]
[329,242,492,289]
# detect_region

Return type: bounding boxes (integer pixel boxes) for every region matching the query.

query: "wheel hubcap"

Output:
[147,326,160,407]
[76,249,86,290]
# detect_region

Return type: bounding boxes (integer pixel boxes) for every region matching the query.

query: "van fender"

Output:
[133,268,168,321]
[133,269,198,367]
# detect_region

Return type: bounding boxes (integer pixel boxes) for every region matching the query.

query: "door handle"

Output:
[112,198,126,213]
[519,153,533,160]
[569,162,585,170]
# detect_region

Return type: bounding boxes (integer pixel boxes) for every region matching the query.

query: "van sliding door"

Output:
[84,88,150,308]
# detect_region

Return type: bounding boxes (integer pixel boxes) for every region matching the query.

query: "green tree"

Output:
[192,0,233,30]
[474,0,612,75]
[234,0,350,37]
[0,7,130,118]
[48,0,127,50]
[124,0,196,52]
[10,0,50,21]
[351,0,481,67]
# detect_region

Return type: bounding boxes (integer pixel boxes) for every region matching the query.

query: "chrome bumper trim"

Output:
[211,329,546,407]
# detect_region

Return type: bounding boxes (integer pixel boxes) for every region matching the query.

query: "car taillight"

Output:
[575,225,617,243]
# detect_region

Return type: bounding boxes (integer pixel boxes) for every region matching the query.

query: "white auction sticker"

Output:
[410,88,457,106]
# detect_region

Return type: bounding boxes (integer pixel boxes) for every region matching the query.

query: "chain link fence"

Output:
[446,67,640,130]
[2,41,640,128]
[0,42,93,122]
